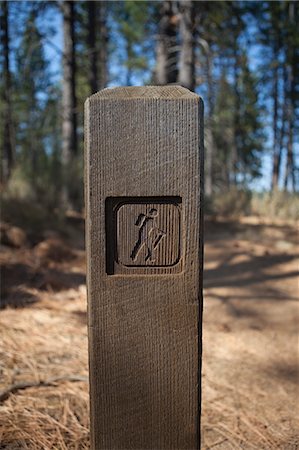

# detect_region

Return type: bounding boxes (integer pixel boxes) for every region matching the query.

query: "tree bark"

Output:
[125,40,133,86]
[98,0,108,90]
[178,0,195,91]
[231,44,239,186]
[272,63,287,191]
[284,2,296,191]
[205,48,214,197]
[87,1,97,94]
[155,0,178,85]
[62,0,77,205]
[1,0,14,183]
[271,41,280,191]
[87,1,108,93]
[284,65,295,191]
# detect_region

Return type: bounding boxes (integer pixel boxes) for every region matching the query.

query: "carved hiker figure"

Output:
[130,208,166,262]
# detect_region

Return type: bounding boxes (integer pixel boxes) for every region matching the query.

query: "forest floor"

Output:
[0,215,298,449]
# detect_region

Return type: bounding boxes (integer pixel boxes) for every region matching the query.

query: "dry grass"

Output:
[0,216,298,449]
[0,290,89,449]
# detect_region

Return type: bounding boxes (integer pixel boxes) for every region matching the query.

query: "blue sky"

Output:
[28,3,298,192]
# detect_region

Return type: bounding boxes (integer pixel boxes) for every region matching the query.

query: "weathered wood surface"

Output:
[85,86,204,450]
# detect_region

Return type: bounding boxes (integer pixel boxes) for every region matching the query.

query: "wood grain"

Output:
[85,86,204,449]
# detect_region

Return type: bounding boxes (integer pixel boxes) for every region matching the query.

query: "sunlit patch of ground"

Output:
[0,216,298,449]
[202,217,299,449]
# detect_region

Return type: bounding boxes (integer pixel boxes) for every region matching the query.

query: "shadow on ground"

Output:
[204,252,299,291]
[1,262,85,309]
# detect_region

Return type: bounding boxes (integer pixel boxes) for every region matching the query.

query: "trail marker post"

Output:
[85,86,204,450]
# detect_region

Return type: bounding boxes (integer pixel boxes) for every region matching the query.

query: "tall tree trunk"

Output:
[271,40,280,191]
[272,63,287,191]
[62,0,77,205]
[284,2,296,191]
[98,0,108,90]
[284,66,295,191]
[205,48,214,197]
[1,0,14,183]
[87,1,108,93]
[155,0,178,85]
[87,1,97,94]
[178,0,195,91]
[229,5,243,187]
[231,45,240,186]
[125,41,132,86]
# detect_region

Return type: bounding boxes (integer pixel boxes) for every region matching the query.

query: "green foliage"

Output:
[236,53,265,178]
[213,73,235,187]
[111,0,154,84]
[2,166,34,200]
[212,58,265,188]
[1,167,65,234]
[1,0,297,221]
[3,162,61,211]
[254,1,298,190]
[200,1,266,192]
[14,13,49,174]
[2,4,63,207]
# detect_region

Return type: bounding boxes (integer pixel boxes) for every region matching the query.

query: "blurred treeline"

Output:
[0,1,298,220]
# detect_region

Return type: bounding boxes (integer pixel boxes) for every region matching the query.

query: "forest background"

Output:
[0,2,299,449]
[1,0,298,226]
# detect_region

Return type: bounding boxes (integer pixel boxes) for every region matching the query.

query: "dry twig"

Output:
[0,375,88,403]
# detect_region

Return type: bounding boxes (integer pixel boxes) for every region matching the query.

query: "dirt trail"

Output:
[0,217,298,449]
[202,218,299,449]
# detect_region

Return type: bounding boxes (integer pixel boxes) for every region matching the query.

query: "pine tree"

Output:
[256,1,298,192]
[283,1,298,191]
[237,53,264,183]
[87,1,97,94]
[15,11,49,177]
[212,55,264,189]
[61,0,77,207]
[155,0,179,85]
[178,0,195,91]
[82,1,109,94]
[113,0,151,86]
[98,1,109,90]
[213,72,235,189]
[0,0,15,183]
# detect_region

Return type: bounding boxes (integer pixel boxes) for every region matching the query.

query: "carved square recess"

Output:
[106,197,182,275]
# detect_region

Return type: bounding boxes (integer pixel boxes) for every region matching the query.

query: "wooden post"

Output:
[85,86,204,450]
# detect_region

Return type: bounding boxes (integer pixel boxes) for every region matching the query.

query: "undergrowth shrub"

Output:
[1,167,65,235]
[207,189,299,221]
[251,191,299,221]
[1,196,65,234]
[209,188,252,216]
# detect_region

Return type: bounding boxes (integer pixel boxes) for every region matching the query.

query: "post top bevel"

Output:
[87,85,201,101]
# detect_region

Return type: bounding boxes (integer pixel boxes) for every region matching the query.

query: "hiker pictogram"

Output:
[130,208,166,263]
